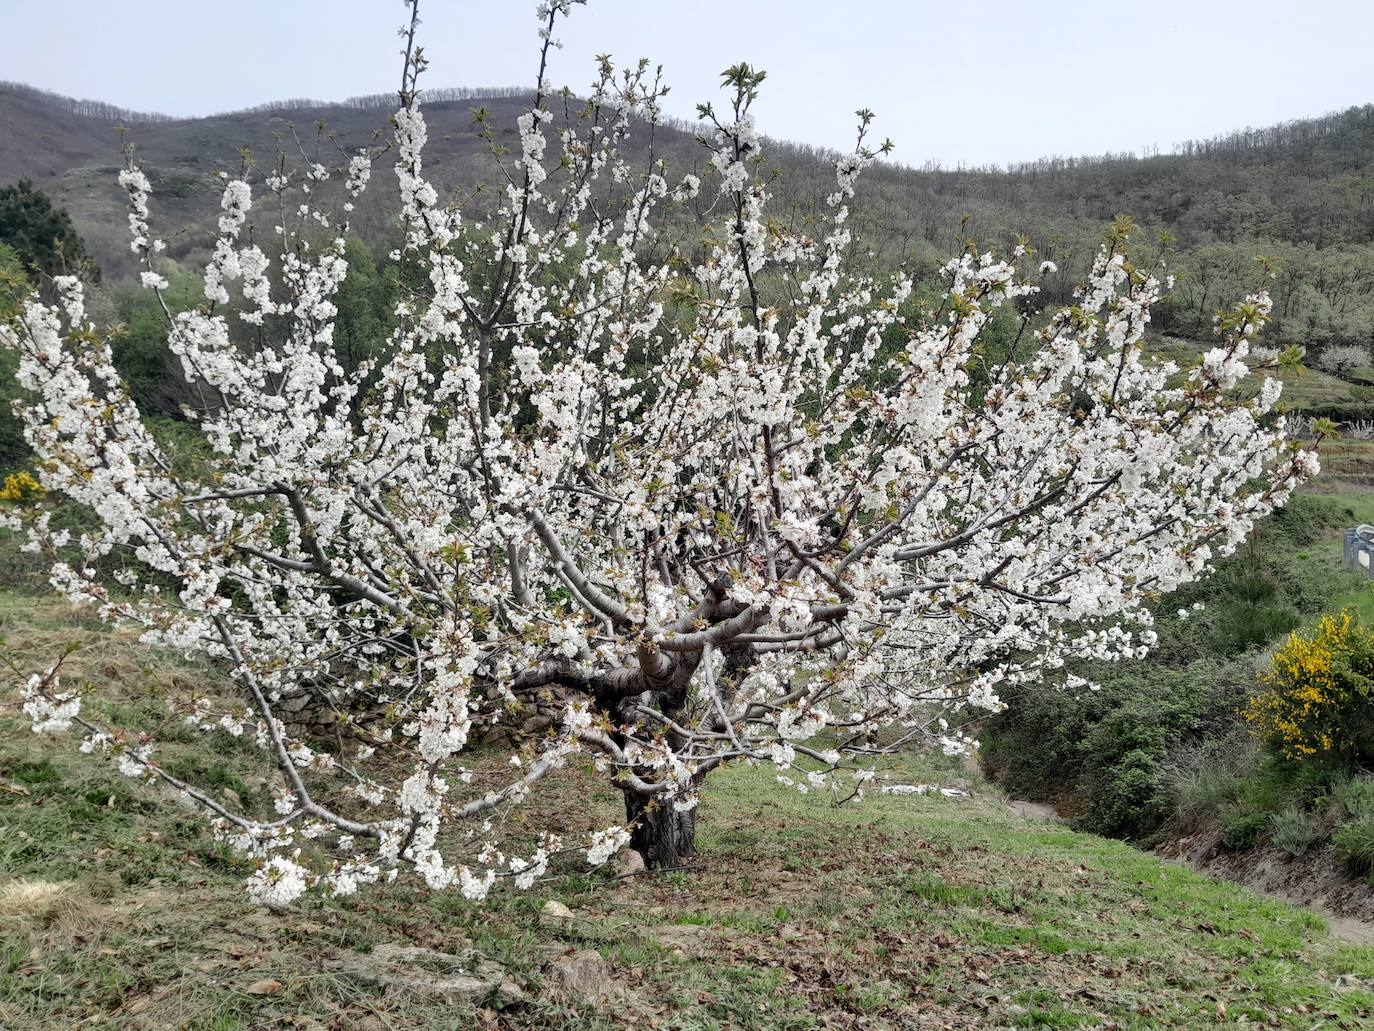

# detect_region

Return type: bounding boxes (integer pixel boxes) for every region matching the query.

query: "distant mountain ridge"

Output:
[0,80,554,276]
[3,79,1374,315]
[0,80,539,125]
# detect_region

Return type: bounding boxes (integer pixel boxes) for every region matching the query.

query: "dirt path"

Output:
[1324,914,1374,945]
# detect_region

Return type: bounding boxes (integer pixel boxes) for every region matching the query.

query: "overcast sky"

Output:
[6,0,1373,167]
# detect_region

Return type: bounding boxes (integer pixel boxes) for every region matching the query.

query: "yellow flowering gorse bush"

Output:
[1246,611,1374,761]
[0,469,45,502]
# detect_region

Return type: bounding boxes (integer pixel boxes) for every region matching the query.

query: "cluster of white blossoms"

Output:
[587,826,633,866]
[1,0,1315,903]
[244,855,312,908]
[19,668,80,734]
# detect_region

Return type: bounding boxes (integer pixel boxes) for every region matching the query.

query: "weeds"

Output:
[1221,807,1270,850]
[1269,806,1322,857]
[1167,763,1241,832]
[1333,776,1374,821]
[1332,816,1374,872]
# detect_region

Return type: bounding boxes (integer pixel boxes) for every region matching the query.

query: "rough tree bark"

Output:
[619,644,752,867]
[624,790,696,869]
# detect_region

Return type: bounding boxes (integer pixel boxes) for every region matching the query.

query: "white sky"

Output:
[5,0,1373,167]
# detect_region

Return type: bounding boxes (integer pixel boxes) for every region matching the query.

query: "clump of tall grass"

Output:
[1269,806,1322,857]
[1332,776,1374,821]
[1332,817,1374,872]
[1168,765,1241,832]
[1164,737,1255,833]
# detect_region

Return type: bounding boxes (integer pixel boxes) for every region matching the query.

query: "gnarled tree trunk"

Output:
[624,791,696,869]
[615,643,749,868]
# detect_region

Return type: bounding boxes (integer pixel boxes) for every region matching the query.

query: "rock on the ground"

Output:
[549,948,633,1008]
[333,943,522,1006]
[539,898,578,932]
[611,848,645,878]
[1006,798,1062,821]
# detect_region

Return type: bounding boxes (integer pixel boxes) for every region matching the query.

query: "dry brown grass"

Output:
[0,594,225,704]
[0,879,86,929]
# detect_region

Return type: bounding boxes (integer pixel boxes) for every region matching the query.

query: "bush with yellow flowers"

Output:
[0,469,45,503]
[1245,611,1374,763]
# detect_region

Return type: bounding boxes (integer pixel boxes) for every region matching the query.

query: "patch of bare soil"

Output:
[331,942,523,1006]
[1005,798,1063,822]
[1162,828,1374,942]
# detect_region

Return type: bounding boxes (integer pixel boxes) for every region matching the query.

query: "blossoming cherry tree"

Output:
[3,1,1314,904]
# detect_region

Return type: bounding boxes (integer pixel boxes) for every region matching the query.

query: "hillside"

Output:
[5,81,1374,352]
[0,82,548,280]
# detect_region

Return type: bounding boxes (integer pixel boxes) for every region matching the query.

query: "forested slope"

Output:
[4,80,1374,353]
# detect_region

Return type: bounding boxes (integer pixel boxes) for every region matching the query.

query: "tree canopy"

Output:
[0,178,99,286]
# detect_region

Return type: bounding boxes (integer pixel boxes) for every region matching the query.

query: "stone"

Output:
[538,898,578,932]
[550,948,618,1006]
[610,848,646,878]
[518,713,552,736]
[277,692,312,714]
[333,943,520,1006]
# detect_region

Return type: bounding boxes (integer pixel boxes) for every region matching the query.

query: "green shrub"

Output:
[1269,806,1322,857]
[1221,807,1270,850]
[1209,569,1300,654]
[1332,776,1374,821]
[1213,604,1300,653]
[984,656,1255,840]
[1332,816,1374,871]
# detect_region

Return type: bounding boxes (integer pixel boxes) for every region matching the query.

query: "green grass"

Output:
[1272,489,1374,623]
[1310,442,1374,493]
[1267,365,1366,408]
[1215,489,1374,631]
[1146,335,1369,408]
[0,595,1371,1028]
[1334,778,1374,822]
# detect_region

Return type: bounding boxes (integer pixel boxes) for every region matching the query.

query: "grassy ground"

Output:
[1147,335,1373,410]
[2,598,1373,1028]
[1311,441,1374,493]
[1304,485,1374,623]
